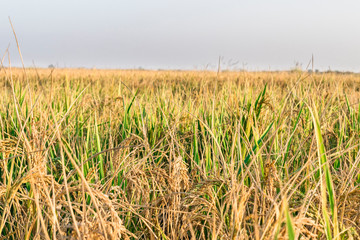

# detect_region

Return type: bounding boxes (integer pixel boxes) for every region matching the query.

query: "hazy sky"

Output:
[1,0,360,71]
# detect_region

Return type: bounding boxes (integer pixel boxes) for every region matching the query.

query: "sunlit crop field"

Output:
[1,68,360,239]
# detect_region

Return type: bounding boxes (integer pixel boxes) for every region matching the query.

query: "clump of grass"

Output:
[0,67,360,239]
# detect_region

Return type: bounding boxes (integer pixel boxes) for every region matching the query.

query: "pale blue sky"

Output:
[1,0,360,71]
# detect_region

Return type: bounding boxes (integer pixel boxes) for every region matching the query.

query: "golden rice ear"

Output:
[169,156,190,192]
[0,138,20,160]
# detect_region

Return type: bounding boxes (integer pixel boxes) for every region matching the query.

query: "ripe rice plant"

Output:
[0,68,360,239]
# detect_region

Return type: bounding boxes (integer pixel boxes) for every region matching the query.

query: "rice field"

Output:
[1,68,360,239]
